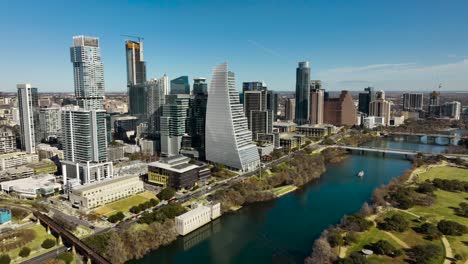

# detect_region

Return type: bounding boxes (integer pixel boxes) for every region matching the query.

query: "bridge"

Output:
[331,145,468,160]
[33,211,111,264]
[388,132,467,139]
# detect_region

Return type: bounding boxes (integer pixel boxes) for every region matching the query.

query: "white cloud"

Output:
[316,60,468,91]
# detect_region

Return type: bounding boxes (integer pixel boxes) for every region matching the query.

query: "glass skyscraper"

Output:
[295,61,310,125]
[170,76,190,95]
[126,40,147,120]
[70,36,105,110]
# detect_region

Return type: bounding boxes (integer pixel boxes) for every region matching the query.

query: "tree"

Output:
[341,214,373,232]
[157,187,176,200]
[160,203,187,218]
[327,229,343,247]
[367,240,398,256]
[437,220,468,236]
[41,238,56,249]
[57,252,74,264]
[378,214,409,232]
[407,244,442,264]
[416,182,436,194]
[0,255,10,264]
[107,211,125,223]
[104,232,128,264]
[305,237,335,264]
[358,202,373,217]
[334,251,367,264]
[343,231,358,246]
[18,247,31,258]
[416,223,440,240]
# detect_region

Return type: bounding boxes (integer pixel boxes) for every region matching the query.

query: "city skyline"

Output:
[1,0,468,92]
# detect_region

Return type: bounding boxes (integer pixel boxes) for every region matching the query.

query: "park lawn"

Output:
[272,185,297,197]
[8,224,57,261]
[94,191,157,217]
[347,226,401,254]
[378,211,427,247]
[418,166,468,182]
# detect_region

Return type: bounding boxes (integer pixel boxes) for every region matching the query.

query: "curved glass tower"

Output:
[205,63,260,172]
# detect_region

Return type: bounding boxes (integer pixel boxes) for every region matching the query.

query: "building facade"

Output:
[175,202,221,236]
[70,36,105,110]
[17,84,39,153]
[403,93,423,111]
[205,63,260,172]
[186,78,208,160]
[309,87,324,125]
[323,91,357,126]
[0,126,15,154]
[126,40,147,121]
[294,61,310,125]
[284,98,296,121]
[170,76,190,95]
[441,101,461,120]
[147,75,169,138]
[369,92,392,126]
[38,107,61,142]
[358,87,375,115]
[160,94,190,157]
[147,155,200,189]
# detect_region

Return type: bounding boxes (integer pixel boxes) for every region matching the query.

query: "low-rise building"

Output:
[389,115,405,127]
[140,139,156,156]
[363,116,386,129]
[147,155,199,190]
[279,133,306,151]
[258,143,274,157]
[175,202,221,236]
[113,160,147,177]
[296,124,336,137]
[0,166,34,181]
[0,126,16,154]
[273,121,297,133]
[107,146,125,162]
[0,174,61,199]
[0,152,39,171]
[36,144,64,160]
[68,175,144,209]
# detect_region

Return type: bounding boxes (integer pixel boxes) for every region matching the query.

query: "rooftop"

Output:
[72,175,140,193]
[273,121,297,127]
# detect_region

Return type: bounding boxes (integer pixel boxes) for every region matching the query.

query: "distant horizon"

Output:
[1,1,467,92]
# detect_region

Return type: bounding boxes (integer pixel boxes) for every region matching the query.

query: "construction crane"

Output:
[121,34,144,42]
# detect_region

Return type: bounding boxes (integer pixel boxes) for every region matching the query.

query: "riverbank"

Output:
[307,162,468,264]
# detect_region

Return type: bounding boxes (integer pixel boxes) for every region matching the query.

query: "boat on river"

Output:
[357,170,364,177]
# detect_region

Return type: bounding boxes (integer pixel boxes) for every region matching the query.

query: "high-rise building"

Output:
[70,36,105,110]
[38,107,61,142]
[403,93,423,111]
[267,90,278,121]
[61,108,112,185]
[205,63,260,172]
[17,84,39,153]
[126,40,147,121]
[285,98,296,121]
[358,87,375,115]
[323,91,357,126]
[440,101,461,120]
[185,78,208,159]
[295,61,310,125]
[170,76,190,95]
[309,87,324,125]
[160,94,190,157]
[243,82,273,139]
[369,91,392,126]
[0,126,16,154]
[147,75,169,137]
[428,91,441,116]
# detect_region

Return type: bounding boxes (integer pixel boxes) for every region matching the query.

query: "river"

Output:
[134,140,436,264]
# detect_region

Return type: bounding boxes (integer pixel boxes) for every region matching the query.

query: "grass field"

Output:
[417,166,468,182]
[6,224,57,262]
[93,191,157,217]
[272,185,297,197]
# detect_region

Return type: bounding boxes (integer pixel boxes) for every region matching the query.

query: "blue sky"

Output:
[1,0,467,92]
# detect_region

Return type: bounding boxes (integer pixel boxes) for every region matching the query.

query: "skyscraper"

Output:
[170,76,190,95]
[17,84,39,153]
[185,78,208,159]
[126,40,147,120]
[206,63,260,172]
[323,91,357,126]
[403,93,423,111]
[146,75,169,137]
[295,61,310,125]
[38,107,61,142]
[70,36,105,110]
[440,101,461,120]
[61,108,112,185]
[309,86,324,125]
[428,91,441,116]
[369,91,392,126]
[267,90,278,121]
[285,98,296,121]
[160,94,190,157]
[242,82,273,139]
[358,87,375,115]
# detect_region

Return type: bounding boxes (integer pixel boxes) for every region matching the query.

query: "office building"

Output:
[285,98,296,121]
[279,133,306,151]
[0,126,15,154]
[17,84,39,153]
[160,94,190,157]
[126,40,147,121]
[323,91,357,126]
[369,91,391,126]
[309,87,324,125]
[441,101,461,120]
[267,91,278,120]
[175,202,221,236]
[273,121,297,133]
[69,175,143,210]
[0,152,39,171]
[147,75,169,138]
[243,85,272,139]
[61,109,112,185]
[205,63,260,172]
[295,61,310,125]
[170,76,190,95]
[38,107,61,142]
[36,144,64,160]
[186,78,208,159]
[113,115,138,141]
[358,87,375,115]
[70,36,105,110]
[403,93,423,111]
[147,155,199,189]
[242,81,266,92]
[428,91,441,116]
[296,124,336,137]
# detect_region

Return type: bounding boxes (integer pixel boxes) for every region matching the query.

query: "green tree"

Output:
[417,223,440,240]
[108,211,125,223]
[0,255,10,264]
[327,229,343,247]
[437,220,468,236]
[57,252,73,264]
[407,244,442,264]
[160,203,187,218]
[378,214,409,232]
[18,247,31,258]
[157,187,176,200]
[367,240,398,256]
[41,238,56,249]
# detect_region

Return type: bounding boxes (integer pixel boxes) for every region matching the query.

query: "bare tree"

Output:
[305,237,335,264]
